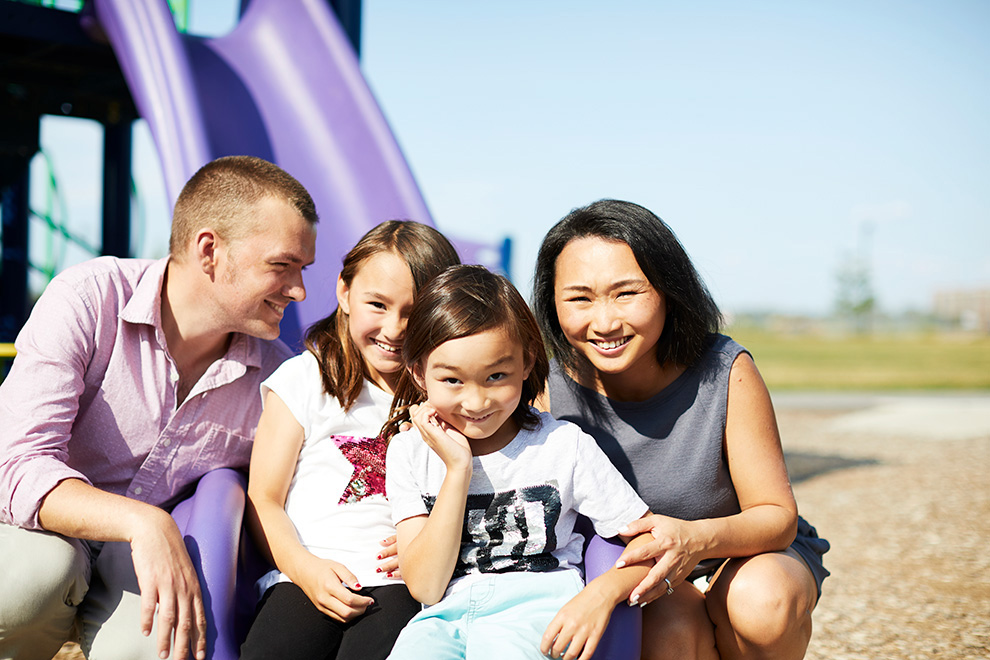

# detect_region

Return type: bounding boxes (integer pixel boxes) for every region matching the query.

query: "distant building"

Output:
[933,288,990,333]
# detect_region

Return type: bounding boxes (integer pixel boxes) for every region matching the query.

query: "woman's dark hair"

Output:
[533,199,721,373]
[305,220,460,411]
[382,265,549,440]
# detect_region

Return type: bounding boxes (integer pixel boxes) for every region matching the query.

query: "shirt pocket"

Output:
[188,423,254,478]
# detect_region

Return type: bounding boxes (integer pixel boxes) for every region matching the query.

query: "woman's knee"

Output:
[707,554,815,653]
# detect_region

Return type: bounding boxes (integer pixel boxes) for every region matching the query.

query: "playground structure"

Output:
[1,2,634,658]
[1,0,510,348]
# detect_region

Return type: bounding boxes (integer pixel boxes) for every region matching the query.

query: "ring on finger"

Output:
[663,578,674,596]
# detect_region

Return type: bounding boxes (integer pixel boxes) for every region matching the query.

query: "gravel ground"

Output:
[55,393,990,660]
[776,393,990,660]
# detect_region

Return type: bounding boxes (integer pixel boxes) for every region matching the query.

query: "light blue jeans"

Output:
[387,570,585,660]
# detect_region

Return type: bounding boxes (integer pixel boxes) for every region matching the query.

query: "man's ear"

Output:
[194,229,219,276]
[336,275,350,315]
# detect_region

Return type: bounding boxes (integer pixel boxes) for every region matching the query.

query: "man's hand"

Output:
[129,507,207,660]
[38,479,208,659]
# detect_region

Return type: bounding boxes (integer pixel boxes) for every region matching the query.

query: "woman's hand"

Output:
[615,514,703,606]
[377,535,401,578]
[294,555,375,623]
[410,402,473,470]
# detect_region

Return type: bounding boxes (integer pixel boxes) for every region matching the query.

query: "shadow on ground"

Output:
[784,451,880,484]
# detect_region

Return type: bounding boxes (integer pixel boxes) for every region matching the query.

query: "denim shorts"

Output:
[387,570,584,660]
[689,515,830,599]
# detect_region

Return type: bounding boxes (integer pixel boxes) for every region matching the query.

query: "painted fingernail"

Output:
[377,554,383,559]
[354,582,362,589]
[639,601,648,608]
[615,560,626,568]
[376,567,383,573]
[618,525,629,534]
[387,572,394,578]
[629,593,639,605]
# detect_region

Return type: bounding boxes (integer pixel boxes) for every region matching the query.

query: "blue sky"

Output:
[359,1,990,315]
[27,0,990,316]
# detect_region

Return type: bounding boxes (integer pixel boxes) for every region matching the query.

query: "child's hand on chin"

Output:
[411,403,473,470]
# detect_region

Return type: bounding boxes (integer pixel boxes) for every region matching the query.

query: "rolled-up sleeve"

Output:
[0,277,100,529]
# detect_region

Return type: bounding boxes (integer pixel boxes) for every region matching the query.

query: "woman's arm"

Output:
[393,403,474,605]
[541,531,654,660]
[616,352,798,604]
[245,391,373,621]
[720,351,799,548]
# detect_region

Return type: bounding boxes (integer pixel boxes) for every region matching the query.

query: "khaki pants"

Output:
[0,524,166,660]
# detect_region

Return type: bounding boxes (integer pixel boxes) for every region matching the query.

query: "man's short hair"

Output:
[169,156,318,258]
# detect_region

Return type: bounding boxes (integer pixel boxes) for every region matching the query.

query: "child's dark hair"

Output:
[305,221,460,410]
[533,199,722,373]
[383,265,549,440]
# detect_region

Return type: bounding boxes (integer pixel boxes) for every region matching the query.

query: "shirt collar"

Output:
[119,257,169,329]
[119,257,264,372]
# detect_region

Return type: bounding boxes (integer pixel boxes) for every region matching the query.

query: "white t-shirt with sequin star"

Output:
[257,350,398,594]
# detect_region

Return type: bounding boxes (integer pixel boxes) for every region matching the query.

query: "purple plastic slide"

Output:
[93,0,432,347]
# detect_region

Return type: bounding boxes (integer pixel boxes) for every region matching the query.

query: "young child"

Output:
[240,221,460,660]
[383,265,653,660]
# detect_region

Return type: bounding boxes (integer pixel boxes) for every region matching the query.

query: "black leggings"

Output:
[240,581,421,660]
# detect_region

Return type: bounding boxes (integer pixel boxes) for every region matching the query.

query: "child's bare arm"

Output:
[394,462,471,604]
[247,391,373,621]
[394,403,474,604]
[540,531,654,660]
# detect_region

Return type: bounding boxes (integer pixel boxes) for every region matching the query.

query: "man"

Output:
[0,156,318,659]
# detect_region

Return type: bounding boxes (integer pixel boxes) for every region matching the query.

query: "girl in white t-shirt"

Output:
[240,221,460,660]
[382,265,653,660]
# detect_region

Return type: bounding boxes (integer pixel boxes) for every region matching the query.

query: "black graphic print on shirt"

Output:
[424,481,562,578]
[332,435,388,504]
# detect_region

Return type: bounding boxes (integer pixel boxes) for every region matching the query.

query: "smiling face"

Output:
[553,236,666,393]
[415,327,533,455]
[215,196,317,340]
[337,250,416,393]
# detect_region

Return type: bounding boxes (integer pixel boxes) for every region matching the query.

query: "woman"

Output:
[532,199,829,660]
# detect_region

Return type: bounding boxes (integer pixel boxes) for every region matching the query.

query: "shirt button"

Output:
[134,486,143,495]
[171,371,179,383]
[162,439,171,448]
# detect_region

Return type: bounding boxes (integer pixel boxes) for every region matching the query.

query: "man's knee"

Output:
[0,525,90,656]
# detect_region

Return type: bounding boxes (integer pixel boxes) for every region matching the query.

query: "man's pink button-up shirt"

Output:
[0,256,293,529]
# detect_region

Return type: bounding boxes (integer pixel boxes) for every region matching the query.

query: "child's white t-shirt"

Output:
[385,410,649,597]
[257,350,398,594]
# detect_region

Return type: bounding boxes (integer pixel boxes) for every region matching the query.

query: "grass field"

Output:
[726,328,990,390]
[4,332,990,391]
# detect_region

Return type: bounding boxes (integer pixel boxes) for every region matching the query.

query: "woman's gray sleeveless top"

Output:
[548,334,744,523]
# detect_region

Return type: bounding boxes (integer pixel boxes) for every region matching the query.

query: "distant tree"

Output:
[835,251,875,334]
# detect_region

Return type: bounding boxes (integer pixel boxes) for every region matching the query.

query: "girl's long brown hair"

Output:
[382,265,550,440]
[304,221,460,411]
